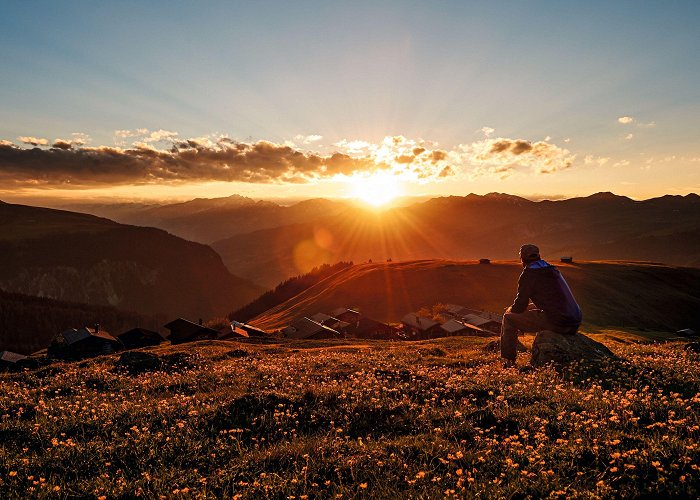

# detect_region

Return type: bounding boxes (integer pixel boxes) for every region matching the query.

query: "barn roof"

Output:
[164,318,218,333]
[283,317,340,339]
[62,327,119,345]
[444,304,470,316]
[401,313,438,331]
[62,328,89,345]
[440,319,470,334]
[462,314,499,327]
[330,307,360,318]
[0,351,27,363]
[118,328,166,339]
[310,312,336,324]
[354,317,393,335]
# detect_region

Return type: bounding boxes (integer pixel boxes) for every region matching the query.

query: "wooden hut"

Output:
[353,317,399,339]
[401,313,441,339]
[164,318,219,345]
[61,326,123,358]
[117,328,166,349]
[0,351,28,371]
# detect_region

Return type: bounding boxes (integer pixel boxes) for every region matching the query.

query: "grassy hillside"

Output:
[251,260,700,332]
[1,336,698,498]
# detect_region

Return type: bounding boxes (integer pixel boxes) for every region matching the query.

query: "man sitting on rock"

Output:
[501,244,582,368]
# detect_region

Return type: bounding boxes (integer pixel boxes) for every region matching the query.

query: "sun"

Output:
[349,172,402,207]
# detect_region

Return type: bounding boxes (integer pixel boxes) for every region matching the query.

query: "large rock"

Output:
[530,331,615,367]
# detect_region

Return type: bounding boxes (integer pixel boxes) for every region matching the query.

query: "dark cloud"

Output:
[439,166,455,177]
[490,139,533,155]
[429,150,447,162]
[0,139,381,187]
[51,140,73,150]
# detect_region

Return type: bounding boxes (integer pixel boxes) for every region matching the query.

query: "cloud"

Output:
[333,139,372,153]
[51,140,73,150]
[480,126,495,137]
[143,129,178,143]
[294,134,323,144]
[459,137,575,178]
[618,116,634,124]
[17,136,49,146]
[113,128,177,145]
[584,155,610,167]
[70,132,91,145]
[0,137,430,187]
[0,133,579,188]
[115,128,149,139]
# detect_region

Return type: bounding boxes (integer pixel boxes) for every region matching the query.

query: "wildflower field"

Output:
[1,334,699,498]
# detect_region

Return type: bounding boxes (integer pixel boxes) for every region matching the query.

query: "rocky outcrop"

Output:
[530,331,615,367]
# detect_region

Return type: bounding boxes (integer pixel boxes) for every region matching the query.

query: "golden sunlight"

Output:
[349,172,402,207]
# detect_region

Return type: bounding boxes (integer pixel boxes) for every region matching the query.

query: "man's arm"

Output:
[510,270,532,313]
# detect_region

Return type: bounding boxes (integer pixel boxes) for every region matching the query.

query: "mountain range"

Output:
[209,192,700,287]
[46,191,700,289]
[58,195,351,243]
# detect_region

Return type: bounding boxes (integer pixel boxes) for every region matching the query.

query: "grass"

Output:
[1,333,699,498]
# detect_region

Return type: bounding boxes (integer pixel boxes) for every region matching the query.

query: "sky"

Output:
[1,0,699,204]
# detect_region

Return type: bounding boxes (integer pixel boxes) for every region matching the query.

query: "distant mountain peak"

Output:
[585,192,630,201]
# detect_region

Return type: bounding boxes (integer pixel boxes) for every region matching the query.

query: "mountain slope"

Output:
[0,202,264,319]
[250,260,700,332]
[213,192,700,287]
[0,289,164,354]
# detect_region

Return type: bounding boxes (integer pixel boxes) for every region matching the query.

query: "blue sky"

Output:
[1,1,699,201]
